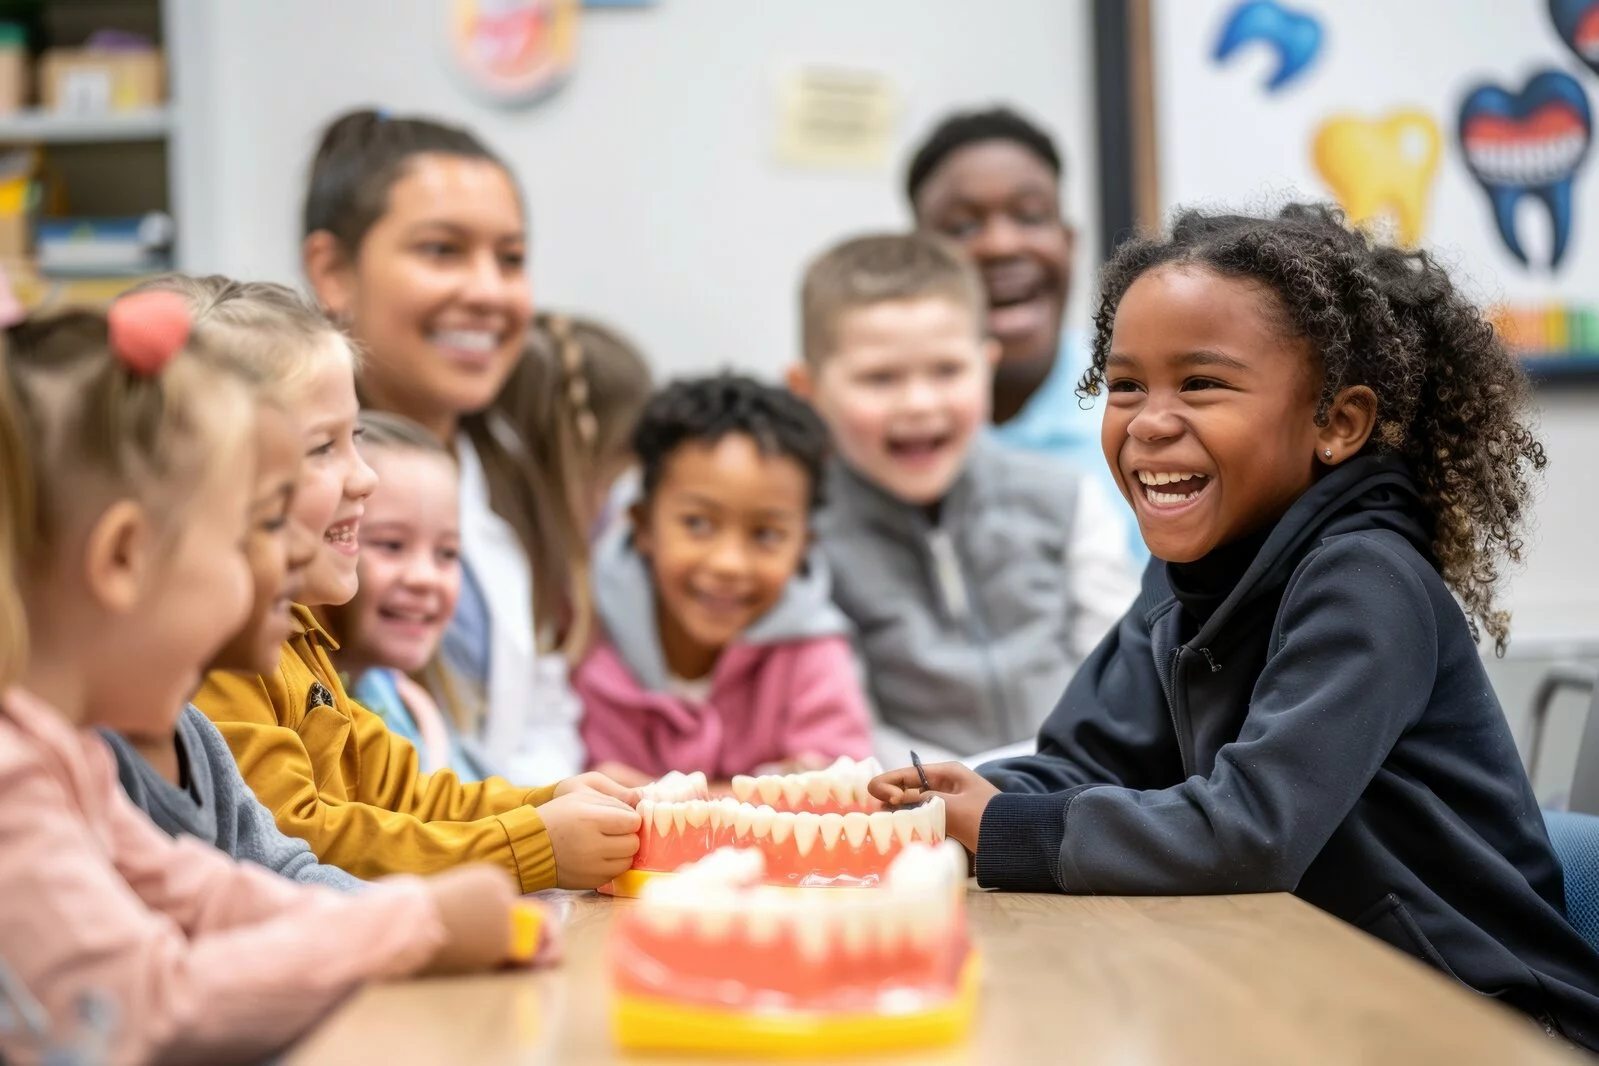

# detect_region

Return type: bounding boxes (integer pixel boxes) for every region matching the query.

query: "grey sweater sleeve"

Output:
[179,708,365,892]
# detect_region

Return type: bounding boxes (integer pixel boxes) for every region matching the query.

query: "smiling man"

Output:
[906,107,1141,558]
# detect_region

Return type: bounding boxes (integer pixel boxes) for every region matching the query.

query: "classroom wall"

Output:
[167,0,1100,379]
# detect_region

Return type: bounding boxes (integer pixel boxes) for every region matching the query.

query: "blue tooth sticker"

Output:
[1213,0,1323,93]
[1549,0,1599,79]
[1458,70,1593,270]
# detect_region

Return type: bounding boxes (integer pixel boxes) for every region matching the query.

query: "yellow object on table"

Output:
[508,901,544,963]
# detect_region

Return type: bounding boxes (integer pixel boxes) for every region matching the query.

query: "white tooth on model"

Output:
[637,799,655,834]
[641,903,686,936]
[654,802,673,836]
[927,795,946,839]
[868,811,895,854]
[828,770,854,805]
[693,897,734,940]
[802,771,831,806]
[793,900,830,962]
[782,775,805,808]
[685,800,709,828]
[731,776,757,804]
[818,812,845,849]
[843,811,870,848]
[672,803,687,833]
[892,808,917,846]
[743,890,784,945]
[751,805,775,839]
[910,806,933,841]
[719,796,740,826]
[794,812,821,856]
[757,776,783,806]
[734,804,754,839]
[838,901,871,956]
[771,810,796,845]
[686,771,708,797]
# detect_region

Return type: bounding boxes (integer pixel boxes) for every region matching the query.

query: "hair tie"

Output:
[108,291,192,375]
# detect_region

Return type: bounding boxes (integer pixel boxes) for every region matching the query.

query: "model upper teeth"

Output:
[1136,471,1204,486]
[432,329,498,352]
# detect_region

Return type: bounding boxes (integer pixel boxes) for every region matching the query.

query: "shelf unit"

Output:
[0,104,170,143]
[1521,356,1599,385]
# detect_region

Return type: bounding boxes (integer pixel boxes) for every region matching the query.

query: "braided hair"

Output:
[1084,203,1546,653]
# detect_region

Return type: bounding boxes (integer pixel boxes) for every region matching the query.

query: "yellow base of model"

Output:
[596,867,678,898]
[611,953,980,1056]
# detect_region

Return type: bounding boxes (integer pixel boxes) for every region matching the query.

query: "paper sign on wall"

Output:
[775,66,898,170]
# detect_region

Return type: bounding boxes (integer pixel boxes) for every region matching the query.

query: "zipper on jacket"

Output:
[1200,647,1222,673]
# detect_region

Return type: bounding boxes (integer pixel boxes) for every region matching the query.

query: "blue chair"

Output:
[1544,808,1599,952]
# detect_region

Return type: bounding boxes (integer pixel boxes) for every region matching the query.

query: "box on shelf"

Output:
[34,212,173,278]
[39,47,164,113]
[0,23,28,117]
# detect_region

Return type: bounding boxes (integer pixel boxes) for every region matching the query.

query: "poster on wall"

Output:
[1153,0,1599,379]
[446,0,580,107]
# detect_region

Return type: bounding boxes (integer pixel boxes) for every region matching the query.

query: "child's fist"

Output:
[540,789,642,889]
[418,864,521,975]
[869,761,999,853]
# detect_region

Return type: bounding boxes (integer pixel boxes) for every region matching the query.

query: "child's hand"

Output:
[869,762,999,853]
[417,864,520,975]
[583,762,655,791]
[540,789,642,889]
[555,769,645,804]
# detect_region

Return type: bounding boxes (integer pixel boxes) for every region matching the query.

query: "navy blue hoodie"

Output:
[977,455,1599,1048]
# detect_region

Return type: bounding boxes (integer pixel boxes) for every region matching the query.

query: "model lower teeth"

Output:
[630,759,947,886]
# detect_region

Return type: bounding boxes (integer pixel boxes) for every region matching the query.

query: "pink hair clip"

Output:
[107,291,192,375]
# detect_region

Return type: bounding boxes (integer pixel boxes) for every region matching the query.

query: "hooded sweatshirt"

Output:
[574,525,874,779]
[976,455,1599,1049]
[102,706,362,891]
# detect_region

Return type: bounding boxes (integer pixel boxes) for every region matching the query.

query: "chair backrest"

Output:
[1570,684,1599,816]
[1543,809,1599,953]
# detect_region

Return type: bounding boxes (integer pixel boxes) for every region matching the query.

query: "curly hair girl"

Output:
[1081,202,1545,653]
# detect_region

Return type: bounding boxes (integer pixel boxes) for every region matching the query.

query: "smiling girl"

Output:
[870,204,1599,1048]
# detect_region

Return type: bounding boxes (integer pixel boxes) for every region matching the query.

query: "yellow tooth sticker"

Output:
[1311,109,1442,246]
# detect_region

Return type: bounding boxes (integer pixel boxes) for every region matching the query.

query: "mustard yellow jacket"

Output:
[194,607,559,892]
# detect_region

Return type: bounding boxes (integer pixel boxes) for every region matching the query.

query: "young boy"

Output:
[102,402,361,890]
[789,232,1138,766]
[574,374,874,784]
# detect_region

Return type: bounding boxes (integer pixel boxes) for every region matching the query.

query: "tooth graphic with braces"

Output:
[1212,0,1323,93]
[1549,0,1599,80]
[603,758,949,893]
[1458,70,1593,270]
[610,842,979,1054]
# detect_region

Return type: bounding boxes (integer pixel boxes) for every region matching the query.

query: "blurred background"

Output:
[1,0,1594,802]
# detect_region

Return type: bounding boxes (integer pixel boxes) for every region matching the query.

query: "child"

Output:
[870,204,1599,1048]
[146,276,641,892]
[302,108,583,784]
[574,374,874,784]
[101,393,361,890]
[790,232,1138,766]
[0,297,542,1065]
[322,410,490,779]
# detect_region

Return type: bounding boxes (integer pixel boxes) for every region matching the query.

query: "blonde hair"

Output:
[3,308,259,574]
[799,231,986,365]
[127,274,354,402]
[493,311,651,659]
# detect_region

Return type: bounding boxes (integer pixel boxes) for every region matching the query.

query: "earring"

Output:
[1323,449,1334,460]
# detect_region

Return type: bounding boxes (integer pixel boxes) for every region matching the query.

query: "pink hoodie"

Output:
[0,687,446,1066]
[575,531,873,779]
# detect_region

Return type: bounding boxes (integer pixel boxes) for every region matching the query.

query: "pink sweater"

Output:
[0,688,447,1066]
[575,635,874,780]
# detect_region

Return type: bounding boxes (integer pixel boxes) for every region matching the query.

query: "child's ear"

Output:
[785,362,815,402]
[627,499,653,557]
[303,230,356,321]
[82,500,156,614]
[1316,385,1379,465]
[981,337,1003,369]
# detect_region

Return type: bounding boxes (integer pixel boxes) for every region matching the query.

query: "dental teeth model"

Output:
[610,842,978,1055]
[605,757,947,895]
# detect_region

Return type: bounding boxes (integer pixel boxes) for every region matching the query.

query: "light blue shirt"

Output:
[988,332,1147,561]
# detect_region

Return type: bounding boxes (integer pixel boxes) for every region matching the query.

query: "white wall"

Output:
[169,0,1099,379]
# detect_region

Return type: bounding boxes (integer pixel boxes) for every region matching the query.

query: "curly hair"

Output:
[634,374,831,511]
[1082,203,1546,654]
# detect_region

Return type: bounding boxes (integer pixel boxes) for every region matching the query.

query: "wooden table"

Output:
[288,889,1587,1065]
